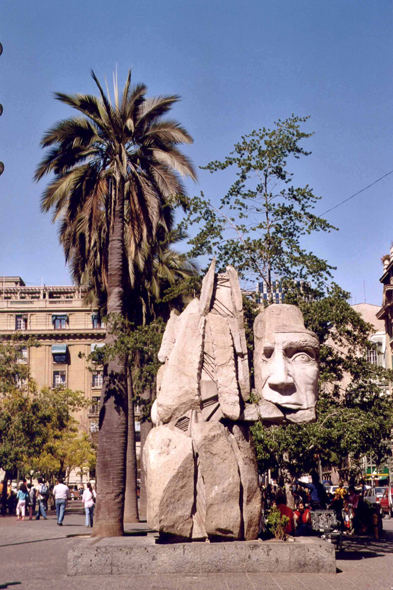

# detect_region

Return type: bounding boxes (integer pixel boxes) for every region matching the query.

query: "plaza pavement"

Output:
[0,502,393,590]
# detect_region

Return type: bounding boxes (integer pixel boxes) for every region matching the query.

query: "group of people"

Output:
[262,473,361,538]
[10,478,96,528]
[14,478,49,521]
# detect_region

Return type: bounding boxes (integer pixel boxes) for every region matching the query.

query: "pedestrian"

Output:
[53,477,70,526]
[16,484,28,521]
[294,501,313,536]
[296,473,327,510]
[35,478,48,520]
[27,483,36,520]
[82,482,96,528]
[346,485,359,534]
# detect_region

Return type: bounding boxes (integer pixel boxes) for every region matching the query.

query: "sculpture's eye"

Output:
[291,349,315,363]
[263,347,274,360]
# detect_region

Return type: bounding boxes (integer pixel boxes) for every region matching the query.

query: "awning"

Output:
[52,344,67,354]
[51,314,68,323]
[91,343,105,352]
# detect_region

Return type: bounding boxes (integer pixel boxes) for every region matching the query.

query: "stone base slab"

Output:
[68,536,336,576]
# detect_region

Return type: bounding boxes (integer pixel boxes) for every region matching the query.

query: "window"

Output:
[15,315,27,330]
[54,317,67,329]
[90,421,99,433]
[53,354,67,364]
[51,344,67,364]
[90,396,100,415]
[92,314,101,329]
[21,347,28,360]
[92,372,103,388]
[53,370,66,388]
[367,342,384,366]
[367,348,378,365]
[52,315,68,329]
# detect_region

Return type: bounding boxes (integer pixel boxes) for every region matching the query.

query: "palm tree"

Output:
[122,236,198,523]
[35,70,196,537]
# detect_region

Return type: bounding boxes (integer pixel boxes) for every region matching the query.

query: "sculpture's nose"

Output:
[267,351,294,391]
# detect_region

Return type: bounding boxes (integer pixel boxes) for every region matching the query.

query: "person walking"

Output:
[82,483,96,528]
[16,484,28,521]
[53,477,70,526]
[35,478,48,520]
[27,483,36,520]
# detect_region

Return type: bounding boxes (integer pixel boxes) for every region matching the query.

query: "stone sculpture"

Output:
[143,260,319,541]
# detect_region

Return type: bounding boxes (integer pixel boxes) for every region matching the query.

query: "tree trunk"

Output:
[92,173,128,538]
[281,453,295,510]
[124,367,139,523]
[138,387,153,521]
[139,421,152,521]
[1,471,11,515]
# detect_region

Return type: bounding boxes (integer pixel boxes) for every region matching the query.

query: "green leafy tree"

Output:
[35,71,196,536]
[0,363,91,513]
[181,115,336,299]
[25,387,93,483]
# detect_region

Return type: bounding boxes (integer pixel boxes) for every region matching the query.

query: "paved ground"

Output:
[0,503,393,589]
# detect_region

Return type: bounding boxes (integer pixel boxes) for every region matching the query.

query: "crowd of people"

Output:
[1,478,97,527]
[262,473,363,538]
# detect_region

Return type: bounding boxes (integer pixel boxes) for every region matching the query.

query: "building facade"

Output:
[376,248,393,372]
[0,277,109,482]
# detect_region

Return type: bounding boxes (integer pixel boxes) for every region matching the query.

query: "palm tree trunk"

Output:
[92,173,128,538]
[124,367,139,523]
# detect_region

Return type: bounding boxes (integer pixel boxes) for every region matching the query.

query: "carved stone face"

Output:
[254,305,319,423]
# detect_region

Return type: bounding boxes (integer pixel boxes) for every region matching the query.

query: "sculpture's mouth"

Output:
[276,402,306,409]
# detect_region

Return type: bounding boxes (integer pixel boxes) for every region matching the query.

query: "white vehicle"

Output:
[364,487,386,505]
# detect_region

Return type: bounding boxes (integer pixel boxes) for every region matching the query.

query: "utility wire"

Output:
[320,169,393,216]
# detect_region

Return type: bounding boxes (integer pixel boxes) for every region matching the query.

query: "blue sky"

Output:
[1,0,392,305]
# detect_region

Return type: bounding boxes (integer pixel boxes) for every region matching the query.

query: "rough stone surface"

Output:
[212,272,234,317]
[200,309,220,422]
[157,309,179,363]
[143,426,194,539]
[199,257,216,315]
[227,266,250,401]
[207,313,241,421]
[227,265,243,312]
[192,419,242,539]
[68,537,336,576]
[229,424,261,540]
[236,351,251,402]
[157,298,204,424]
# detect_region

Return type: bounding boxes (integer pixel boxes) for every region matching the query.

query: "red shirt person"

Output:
[276,493,294,535]
[294,501,313,536]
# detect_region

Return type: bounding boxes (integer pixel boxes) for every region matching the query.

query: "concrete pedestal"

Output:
[68,536,336,576]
